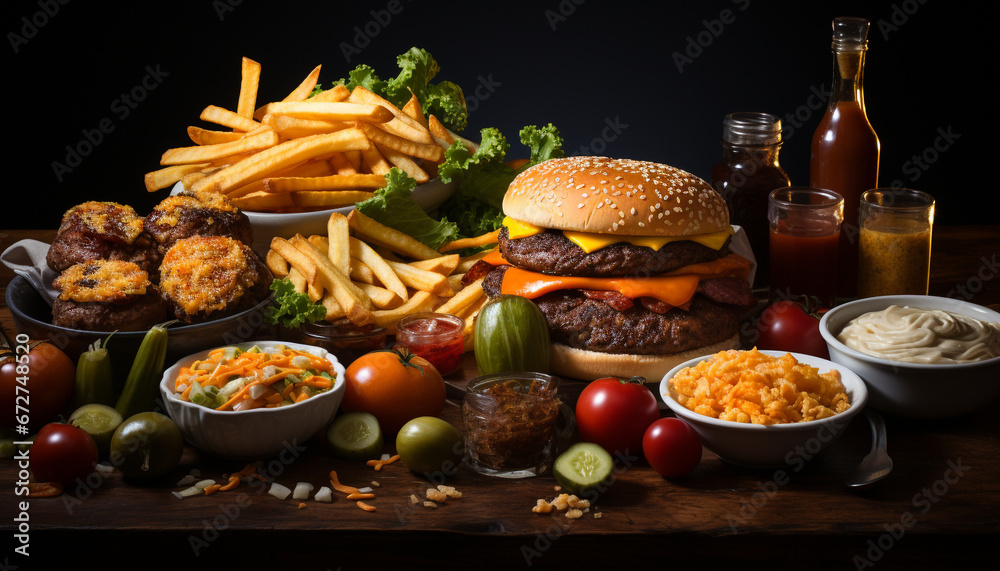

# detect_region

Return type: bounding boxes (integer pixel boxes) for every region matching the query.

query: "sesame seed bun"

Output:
[503,156,729,236]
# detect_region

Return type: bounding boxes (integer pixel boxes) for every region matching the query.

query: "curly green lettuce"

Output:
[264,278,326,329]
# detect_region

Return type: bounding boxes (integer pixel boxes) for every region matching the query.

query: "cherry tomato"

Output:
[753,297,830,359]
[642,417,702,478]
[343,349,446,436]
[29,422,99,488]
[575,376,660,457]
[1,337,76,432]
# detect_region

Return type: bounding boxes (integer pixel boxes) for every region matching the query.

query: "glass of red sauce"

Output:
[768,187,844,307]
[393,312,465,375]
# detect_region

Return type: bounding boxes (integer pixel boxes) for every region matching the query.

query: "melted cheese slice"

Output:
[486,251,752,307]
[502,217,733,253]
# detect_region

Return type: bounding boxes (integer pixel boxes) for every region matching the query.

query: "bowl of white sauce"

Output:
[819,295,1000,419]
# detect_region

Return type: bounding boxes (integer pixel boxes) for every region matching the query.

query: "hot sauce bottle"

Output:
[810,17,880,299]
[710,112,791,289]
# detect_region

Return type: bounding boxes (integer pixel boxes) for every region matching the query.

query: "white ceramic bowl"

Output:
[171,178,456,255]
[659,350,867,469]
[159,340,346,461]
[819,295,1000,419]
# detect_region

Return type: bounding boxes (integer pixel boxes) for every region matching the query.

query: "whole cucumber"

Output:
[115,322,171,419]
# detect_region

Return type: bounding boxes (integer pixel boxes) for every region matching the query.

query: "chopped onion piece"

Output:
[315,486,333,503]
[357,487,373,494]
[248,383,270,400]
[176,474,198,487]
[292,482,315,500]
[269,482,292,500]
[380,453,391,461]
[194,479,217,490]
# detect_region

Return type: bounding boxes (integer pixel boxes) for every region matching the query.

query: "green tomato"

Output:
[110,412,184,479]
[395,416,463,478]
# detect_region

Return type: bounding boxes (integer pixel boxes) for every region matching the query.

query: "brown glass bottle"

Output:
[710,112,790,289]
[810,17,880,299]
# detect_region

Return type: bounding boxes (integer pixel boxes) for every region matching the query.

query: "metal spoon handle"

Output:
[868,410,887,457]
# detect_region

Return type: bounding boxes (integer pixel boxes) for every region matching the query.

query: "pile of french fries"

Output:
[144,57,476,212]
[267,210,501,350]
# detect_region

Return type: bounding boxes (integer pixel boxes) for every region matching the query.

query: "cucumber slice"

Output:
[326,411,384,461]
[553,442,614,496]
[69,403,124,458]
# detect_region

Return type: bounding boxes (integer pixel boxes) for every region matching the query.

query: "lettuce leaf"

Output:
[330,47,468,133]
[354,169,460,249]
[431,124,565,238]
[264,278,326,328]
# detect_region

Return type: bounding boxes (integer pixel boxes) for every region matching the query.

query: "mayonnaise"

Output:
[837,305,1000,364]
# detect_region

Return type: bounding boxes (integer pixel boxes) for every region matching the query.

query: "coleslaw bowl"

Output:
[159,340,346,461]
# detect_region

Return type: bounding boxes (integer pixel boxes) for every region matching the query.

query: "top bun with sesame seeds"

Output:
[502,156,729,237]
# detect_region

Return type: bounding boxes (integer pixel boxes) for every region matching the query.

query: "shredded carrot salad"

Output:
[172,345,337,411]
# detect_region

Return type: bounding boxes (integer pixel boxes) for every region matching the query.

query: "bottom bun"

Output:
[550,335,740,383]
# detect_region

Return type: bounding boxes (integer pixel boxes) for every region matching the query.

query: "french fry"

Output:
[263,173,386,193]
[290,191,376,209]
[434,278,485,316]
[349,237,408,302]
[195,127,371,194]
[348,86,433,144]
[308,83,350,103]
[329,152,358,175]
[401,92,428,129]
[372,291,438,333]
[187,126,244,146]
[455,250,493,274]
[144,162,211,192]
[326,212,352,274]
[427,114,454,144]
[231,191,295,211]
[283,64,322,103]
[265,249,289,277]
[160,128,279,166]
[360,146,392,176]
[355,122,443,162]
[201,105,260,133]
[286,267,308,294]
[265,114,350,139]
[385,260,453,297]
[319,294,347,321]
[266,101,394,123]
[347,209,442,260]
[289,234,374,326]
[355,282,402,309]
[237,57,261,120]
[409,254,460,275]
[374,143,430,184]
[227,159,335,198]
[270,237,319,283]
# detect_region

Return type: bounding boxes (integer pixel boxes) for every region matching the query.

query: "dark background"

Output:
[3,0,994,228]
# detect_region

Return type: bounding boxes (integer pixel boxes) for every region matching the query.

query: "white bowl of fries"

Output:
[171,176,455,255]
[146,57,474,255]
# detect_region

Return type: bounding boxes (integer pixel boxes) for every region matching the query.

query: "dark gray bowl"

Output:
[6,274,277,386]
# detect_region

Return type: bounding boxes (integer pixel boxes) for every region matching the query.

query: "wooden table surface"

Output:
[1,227,998,569]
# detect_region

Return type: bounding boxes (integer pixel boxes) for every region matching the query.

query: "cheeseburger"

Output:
[478,156,754,380]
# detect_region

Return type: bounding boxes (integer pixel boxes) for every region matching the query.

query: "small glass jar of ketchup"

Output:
[393,312,465,375]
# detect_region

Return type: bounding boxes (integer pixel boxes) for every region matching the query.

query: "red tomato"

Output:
[753,297,830,359]
[643,417,702,478]
[1,339,76,432]
[575,377,660,457]
[343,349,446,436]
[29,423,99,488]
